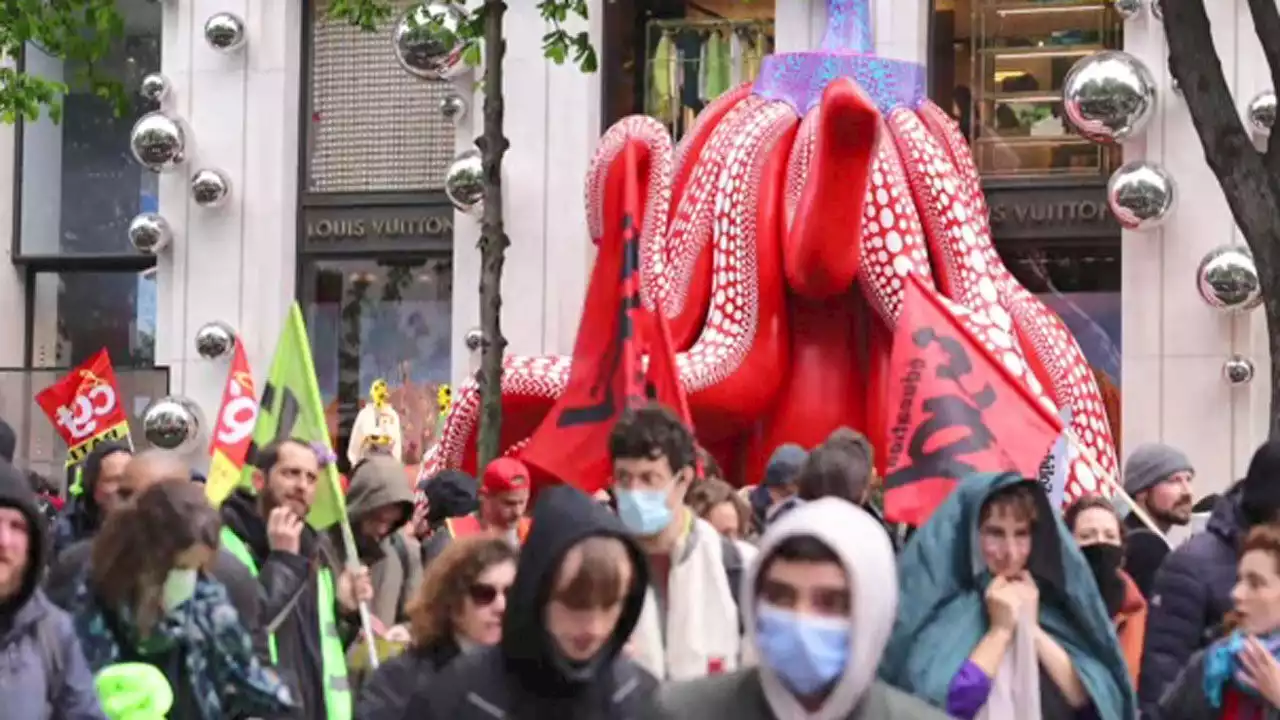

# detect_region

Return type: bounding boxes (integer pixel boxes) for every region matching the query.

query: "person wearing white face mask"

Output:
[609,405,743,681]
[644,497,949,720]
[67,479,296,719]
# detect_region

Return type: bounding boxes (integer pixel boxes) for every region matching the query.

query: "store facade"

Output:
[0,0,1269,489]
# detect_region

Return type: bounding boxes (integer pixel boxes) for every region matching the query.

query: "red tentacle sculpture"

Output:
[424,0,1118,504]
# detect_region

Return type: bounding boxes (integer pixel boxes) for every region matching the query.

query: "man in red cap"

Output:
[421,457,533,565]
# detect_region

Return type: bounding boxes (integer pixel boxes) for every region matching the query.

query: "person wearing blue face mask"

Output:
[609,404,744,682]
[642,497,949,719]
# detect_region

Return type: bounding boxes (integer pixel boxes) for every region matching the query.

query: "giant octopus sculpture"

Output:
[425,0,1117,502]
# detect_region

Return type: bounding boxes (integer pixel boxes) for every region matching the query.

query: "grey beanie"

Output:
[1123,443,1194,496]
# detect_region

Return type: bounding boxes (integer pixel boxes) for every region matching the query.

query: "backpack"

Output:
[720,535,744,633]
[390,533,413,622]
[36,613,66,713]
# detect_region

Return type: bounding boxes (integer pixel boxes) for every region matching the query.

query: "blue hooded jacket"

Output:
[877,472,1135,720]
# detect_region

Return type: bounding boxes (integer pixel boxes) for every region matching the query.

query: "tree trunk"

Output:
[476,0,510,467]
[1164,0,1280,437]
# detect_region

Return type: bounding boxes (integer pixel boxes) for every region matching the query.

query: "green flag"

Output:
[241,303,347,529]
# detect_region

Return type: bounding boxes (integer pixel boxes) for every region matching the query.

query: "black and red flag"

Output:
[522,140,689,494]
[882,275,1065,526]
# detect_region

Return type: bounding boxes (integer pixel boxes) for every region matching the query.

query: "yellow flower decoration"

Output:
[370,378,389,409]
[437,384,452,415]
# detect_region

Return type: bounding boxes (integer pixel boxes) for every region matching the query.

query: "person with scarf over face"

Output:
[1156,522,1280,719]
[643,497,949,720]
[416,485,658,719]
[878,472,1134,720]
[1065,495,1148,686]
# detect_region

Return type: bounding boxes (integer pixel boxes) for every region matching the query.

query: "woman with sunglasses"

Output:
[356,535,517,719]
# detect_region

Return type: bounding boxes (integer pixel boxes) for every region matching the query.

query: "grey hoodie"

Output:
[0,459,105,719]
[643,498,948,720]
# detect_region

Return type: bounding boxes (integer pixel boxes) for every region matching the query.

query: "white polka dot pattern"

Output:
[784,108,819,231]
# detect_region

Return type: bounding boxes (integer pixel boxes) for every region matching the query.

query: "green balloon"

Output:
[95,663,174,720]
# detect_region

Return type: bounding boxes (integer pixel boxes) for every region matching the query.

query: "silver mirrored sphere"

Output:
[139,72,170,103]
[441,93,468,126]
[195,321,237,360]
[1247,90,1277,136]
[392,2,468,80]
[464,327,485,352]
[1113,0,1143,20]
[128,213,174,255]
[143,396,201,452]
[445,149,485,217]
[1062,50,1157,143]
[190,168,231,208]
[204,12,246,53]
[1107,160,1176,231]
[1197,245,1263,312]
[1223,354,1256,386]
[129,112,186,172]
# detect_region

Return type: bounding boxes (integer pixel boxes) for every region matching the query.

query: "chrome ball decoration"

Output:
[1247,90,1277,137]
[190,169,231,208]
[129,112,186,171]
[1113,0,1143,20]
[392,2,467,80]
[143,396,201,452]
[1106,160,1176,231]
[1223,354,1256,387]
[445,149,485,217]
[139,73,170,103]
[204,12,246,53]
[194,321,237,360]
[441,93,468,126]
[127,213,174,255]
[1062,50,1157,143]
[464,327,485,352]
[1197,245,1263,312]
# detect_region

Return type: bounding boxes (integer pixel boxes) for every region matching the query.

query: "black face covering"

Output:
[1081,543,1126,617]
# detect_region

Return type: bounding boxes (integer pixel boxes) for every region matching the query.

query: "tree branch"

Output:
[1244,0,1280,169]
[1163,0,1280,270]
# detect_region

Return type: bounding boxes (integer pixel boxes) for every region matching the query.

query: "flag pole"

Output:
[337,513,380,670]
[1061,428,1171,548]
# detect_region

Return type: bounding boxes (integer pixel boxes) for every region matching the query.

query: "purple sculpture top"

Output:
[753,0,926,117]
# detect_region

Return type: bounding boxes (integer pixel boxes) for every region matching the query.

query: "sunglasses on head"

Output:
[468,582,508,606]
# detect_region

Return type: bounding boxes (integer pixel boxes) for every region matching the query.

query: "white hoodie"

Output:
[746,498,899,720]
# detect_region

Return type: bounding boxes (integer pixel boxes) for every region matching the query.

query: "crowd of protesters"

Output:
[3,407,1280,719]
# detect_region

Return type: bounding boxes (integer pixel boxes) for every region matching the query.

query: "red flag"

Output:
[206,343,258,506]
[882,275,1064,526]
[643,308,692,428]
[521,141,649,494]
[35,349,132,467]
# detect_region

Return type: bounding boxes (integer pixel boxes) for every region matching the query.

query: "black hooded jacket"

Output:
[51,441,131,557]
[418,485,657,720]
[220,490,335,720]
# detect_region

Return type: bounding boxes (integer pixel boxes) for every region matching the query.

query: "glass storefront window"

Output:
[18,0,161,257]
[30,270,157,369]
[303,257,453,470]
[1003,243,1121,445]
[605,0,775,134]
[932,0,1124,178]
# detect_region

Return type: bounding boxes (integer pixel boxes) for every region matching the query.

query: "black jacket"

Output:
[355,640,460,720]
[418,485,658,720]
[1137,489,1245,714]
[220,490,337,720]
[1122,512,1170,599]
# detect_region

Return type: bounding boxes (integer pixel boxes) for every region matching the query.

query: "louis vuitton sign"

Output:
[301,204,454,253]
[984,183,1119,241]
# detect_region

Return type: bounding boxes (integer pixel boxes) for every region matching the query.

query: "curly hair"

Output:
[609,403,696,474]
[90,479,221,634]
[406,535,517,649]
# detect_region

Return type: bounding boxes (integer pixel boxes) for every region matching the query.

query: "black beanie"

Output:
[1241,441,1280,527]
